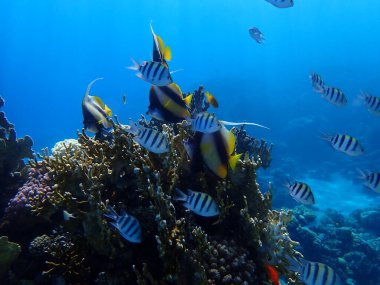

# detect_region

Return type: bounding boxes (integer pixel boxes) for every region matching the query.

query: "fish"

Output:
[265,0,294,8]
[310,72,325,93]
[205,91,219,108]
[190,112,222,133]
[286,181,315,205]
[126,121,169,154]
[151,22,172,66]
[265,264,279,285]
[82,78,113,133]
[174,188,220,217]
[321,133,364,156]
[249,27,265,44]
[321,87,347,106]
[298,260,342,285]
[63,210,75,221]
[104,206,142,243]
[359,91,380,115]
[358,169,380,194]
[122,94,127,105]
[147,83,193,123]
[128,59,173,86]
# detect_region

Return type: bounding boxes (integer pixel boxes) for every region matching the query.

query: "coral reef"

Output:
[288,206,380,285]
[188,86,210,115]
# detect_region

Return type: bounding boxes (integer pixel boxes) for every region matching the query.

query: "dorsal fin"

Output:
[85,78,103,97]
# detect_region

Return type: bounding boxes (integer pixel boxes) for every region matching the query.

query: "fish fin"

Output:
[221,127,236,155]
[127,58,140,71]
[164,45,172,61]
[170,83,182,95]
[319,132,332,142]
[183,138,194,158]
[109,221,119,230]
[136,73,144,79]
[125,119,139,135]
[229,153,242,171]
[85,78,103,97]
[220,120,270,130]
[356,168,368,181]
[104,104,112,116]
[170,69,184,75]
[174,188,188,202]
[183,94,193,106]
[157,35,165,56]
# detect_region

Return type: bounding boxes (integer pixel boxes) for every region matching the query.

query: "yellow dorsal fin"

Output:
[157,35,165,55]
[104,104,112,116]
[224,127,236,155]
[164,46,172,61]
[229,153,242,171]
[170,83,182,95]
[93,96,105,109]
[183,94,193,106]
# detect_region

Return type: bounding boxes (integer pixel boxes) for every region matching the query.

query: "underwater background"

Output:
[1,0,380,284]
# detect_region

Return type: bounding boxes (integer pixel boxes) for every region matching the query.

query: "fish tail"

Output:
[104,206,118,221]
[124,119,139,135]
[174,188,188,202]
[356,168,368,181]
[283,179,291,189]
[127,58,140,71]
[85,78,103,97]
[319,132,332,142]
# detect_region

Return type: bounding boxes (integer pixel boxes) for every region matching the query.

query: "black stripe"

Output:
[338,135,345,148]
[352,139,358,151]
[294,183,303,196]
[159,85,186,106]
[158,65,166,81]
[345,136,353,151]
[144,129,153,145]
[157,135,165,148]
[370,96,376,108]
[151,131,160,147]
[193,193,202,209]
[141,62,148,74]
[374,98,380,111]
[140,128,147,140]
[198,115,204,130]
[206,198,214,212]
[120,216,132,230]
[305,262,311,279]
[374,174,380,188]
[188,192,195,205]
[128,223,140,238]
[200,195,209,212]
[304,189,312,203]
[322,264,329,285]
[118,215,129,228]
[370,173,375,184]
[299,185,309,199]
[204,114,210,130]
[152,63,162,79]
[124,218,137,234]
[312,263,319,284]
[333,135,339,145]
[145,62,155,79]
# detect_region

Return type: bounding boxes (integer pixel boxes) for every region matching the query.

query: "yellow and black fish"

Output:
[147,83,192,123]
[82,78,112,133]
[205,91,219,108]
[151,22,172,66]
[184,126,241,179]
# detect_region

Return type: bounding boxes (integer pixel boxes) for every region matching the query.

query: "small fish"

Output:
[205,91,219,108]
[299,260,342,285]
[190,112,222,133]
[249,27,265,44]
[321,133,364,156]
[265,264,279,285]
[104,206,142,243]
[358,169,380,194]
[310,72,325,93]
[286,181,315,205]
[265,0,294,8]
[128,59,173,86]
[151,22,172,66]
[126,121,169,154]
[147,83,192,123]
[321,87,347,106]
[122,94,127,105]
[63,210,76,221]
[359,91,380,115]
[82,78,113,133]
[174,188,220,217]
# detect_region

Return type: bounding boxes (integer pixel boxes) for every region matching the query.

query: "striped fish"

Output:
[322,133,364,156]
[299,260,342,285]
[151,22,171,66]
[147,83,192,123]
[265,0,294,8]
[321,87,347,106]
[191,112,221,133]
[104,206,142,243]
[174,188,220,217]
[127,121,169,154]
[82,78,113,133]
[358,170,380,194]
[286,181,315,205]
[359,91,380,115]
[310,72,325,93]
[128,59,172,86]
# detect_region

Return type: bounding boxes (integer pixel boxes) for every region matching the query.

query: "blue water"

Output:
[1,1,380,282]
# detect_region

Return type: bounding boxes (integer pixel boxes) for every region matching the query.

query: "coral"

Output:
[188,86,210,115]
[232,125,273,169]
[0,236,21,278]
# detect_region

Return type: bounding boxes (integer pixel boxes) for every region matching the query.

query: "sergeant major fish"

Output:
[104,206,142,243]
[310,72,325,93]
[126,121,169,154]
[320,86,347,107]
[286,181,315,205]
[358,170,380,194]
[359,91,380,115]
[82,78,113,133]
[249,27,265,44]
[321,133,364,156]
[298,260,342,285]
[174,188,220,217]
[265,0,294,8]
[128,59,173,86]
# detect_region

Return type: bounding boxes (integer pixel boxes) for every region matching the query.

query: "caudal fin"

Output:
[174,188,188,202]
[319,132,332,142]
[127,58,140,71]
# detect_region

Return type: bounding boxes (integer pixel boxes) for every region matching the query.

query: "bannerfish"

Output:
[310,72,325,93]
[249,27,265,44]
[82,78,113,133]
[286,181,315,205]
[126,121,169,154]
[359,91,380,115]
[205,91,219,108]
[264,264,279,285]
[147,83,193,123]
[185,126,241,179]
[358,170,380,194]
[298,260,342,285]
[104,206,142,243]
[265,0,294,8]
[128,59,173,86]
[63,210,76,221]
[321,133,364,156]
[320,87,347,107]
[151,22,172,66]
[174,188,220,217]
